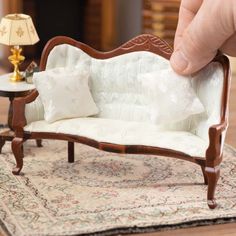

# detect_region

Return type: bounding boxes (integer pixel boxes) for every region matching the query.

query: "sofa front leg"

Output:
[205,166,220,209]
[12,137,24,175]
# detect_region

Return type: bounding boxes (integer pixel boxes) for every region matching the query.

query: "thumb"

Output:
[170,0,235,75]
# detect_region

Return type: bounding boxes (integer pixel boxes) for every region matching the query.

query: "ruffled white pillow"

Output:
[138,68,205,124]
[33,67,99,123]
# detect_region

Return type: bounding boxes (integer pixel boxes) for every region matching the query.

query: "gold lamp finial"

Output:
[0,13,39,82]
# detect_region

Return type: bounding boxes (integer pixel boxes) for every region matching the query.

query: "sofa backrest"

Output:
[44,43,225,138]
[46,45,171,123]
[190,63,225,140]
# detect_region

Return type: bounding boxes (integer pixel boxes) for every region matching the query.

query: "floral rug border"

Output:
[2,217,236,236]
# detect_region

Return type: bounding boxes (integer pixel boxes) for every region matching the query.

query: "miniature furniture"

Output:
[11,34,231,209]
[0,73,41,153]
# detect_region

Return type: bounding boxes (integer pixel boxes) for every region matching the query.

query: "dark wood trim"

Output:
[39,34,172,71]
[11,34,231,209]
[23,131,205,165]
[0,90,30,98]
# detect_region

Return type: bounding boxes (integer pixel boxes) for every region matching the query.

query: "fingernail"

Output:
[171,50,188,72]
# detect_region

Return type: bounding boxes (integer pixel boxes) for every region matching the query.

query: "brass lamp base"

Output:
[8,46,25,82]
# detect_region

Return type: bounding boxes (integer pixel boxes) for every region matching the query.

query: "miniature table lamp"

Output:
[0,14,39,82]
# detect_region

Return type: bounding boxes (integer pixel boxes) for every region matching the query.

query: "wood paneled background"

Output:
[143,0,180,46]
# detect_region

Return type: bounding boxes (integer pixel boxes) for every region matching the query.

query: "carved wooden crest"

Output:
[121,34,173,55]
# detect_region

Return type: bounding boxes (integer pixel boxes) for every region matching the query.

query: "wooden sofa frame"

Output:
[11,34,231,209]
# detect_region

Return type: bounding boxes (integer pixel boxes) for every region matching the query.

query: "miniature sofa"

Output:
[12,34,230,209]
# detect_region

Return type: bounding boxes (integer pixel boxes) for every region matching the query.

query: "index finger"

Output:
[174,0,203,49]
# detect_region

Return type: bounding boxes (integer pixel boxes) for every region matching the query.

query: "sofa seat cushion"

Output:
[24,118,208,157]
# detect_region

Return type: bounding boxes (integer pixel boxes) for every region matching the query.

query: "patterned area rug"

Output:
[1,141,236,236]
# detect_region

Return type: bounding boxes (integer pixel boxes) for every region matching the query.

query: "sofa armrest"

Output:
[12,90,39,136]
[209,121,228,133]
[206,120,228,166]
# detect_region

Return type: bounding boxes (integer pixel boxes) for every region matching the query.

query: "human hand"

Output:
[170,0,236,75]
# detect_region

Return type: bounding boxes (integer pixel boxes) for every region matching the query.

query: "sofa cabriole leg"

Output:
[205,165,220,209]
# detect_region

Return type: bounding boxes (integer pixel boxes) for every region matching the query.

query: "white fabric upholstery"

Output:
[25,96,44,124]
[24,118,208,157]
[138,68,204,124]
[33,67,99,123]
[25,45,224,134]
[190,63,225,141]
[24,44,226,157]
[45,45,205,125]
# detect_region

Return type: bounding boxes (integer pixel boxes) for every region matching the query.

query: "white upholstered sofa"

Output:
[12,34,231,209]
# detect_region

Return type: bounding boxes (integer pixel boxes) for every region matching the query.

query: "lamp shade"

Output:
[0,13,39,46]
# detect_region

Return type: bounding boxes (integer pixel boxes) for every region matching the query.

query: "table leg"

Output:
[0,140,6,154]
[0,91,41,155]
[8,97,14,130]
[0,97,14,153]
[4,97,42,150]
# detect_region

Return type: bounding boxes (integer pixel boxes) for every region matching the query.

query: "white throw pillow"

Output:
[33,67,99,123]
[138,68,205,124]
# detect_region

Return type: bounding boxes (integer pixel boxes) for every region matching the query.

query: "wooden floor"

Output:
[0,72,236,235]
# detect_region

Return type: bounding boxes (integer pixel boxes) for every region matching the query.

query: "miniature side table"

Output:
[0,73,41,153]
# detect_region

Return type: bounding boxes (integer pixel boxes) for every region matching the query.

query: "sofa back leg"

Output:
[36,139,43,147]
[200,165,208,185]
[205,166,220,209]
[68,142,74,163]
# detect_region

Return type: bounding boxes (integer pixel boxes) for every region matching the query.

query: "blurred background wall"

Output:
[0,0,235,73]
[116,0,142,45]
[0,0,3,60]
